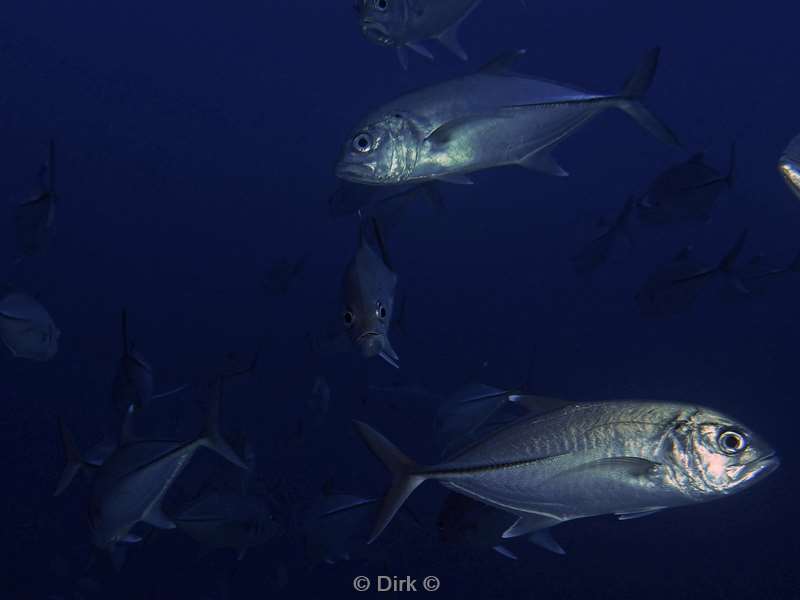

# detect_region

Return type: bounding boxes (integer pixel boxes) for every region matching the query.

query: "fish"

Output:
[336,47,680,186]
[354,397,778,544]
[436,384,515,452]
[302,493,379,565]
[15,140,57,261]
[342,219,400,368]
[174,491,283,561]
[55,391,246,565]
[354,0,483,69]
[571,197,635,275]
[779,133,800,200]
[438,492,565,559]
[111,309,187,415]
[0,289,59,361]
[636,231,750,317]
[264,255,308,296]
[636,144,736,225]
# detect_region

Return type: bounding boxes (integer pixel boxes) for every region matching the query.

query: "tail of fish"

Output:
[353,421,428,543]
[616,48,682,148]
[54,418,88,496]
[199,387,248,469]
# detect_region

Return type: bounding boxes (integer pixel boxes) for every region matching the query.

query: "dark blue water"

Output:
[1,1,797,598]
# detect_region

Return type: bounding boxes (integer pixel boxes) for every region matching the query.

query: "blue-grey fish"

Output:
[336,48,679,186]
[571,197,634,275]
[779,133,800,200]
[0,289,59,361]
[636,231,749,318]
[354,0,483,69]
[355,397,778,543]
[264,255,308,296]
[15,140,56,261]
[111,309,187,415]
[342,220,400,368]
[636,144,735,225]
[55,394,245,561]
[174,491,283,560]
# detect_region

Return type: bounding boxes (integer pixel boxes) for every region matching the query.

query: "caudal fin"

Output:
[616,48,682,148]
[200,388,247,469]
[353,421,427,543]
[54,418,84,496]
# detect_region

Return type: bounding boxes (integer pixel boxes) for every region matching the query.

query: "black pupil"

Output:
[358,136,368,148]
[345,312,353,324]
[380,307,386,317]
[378,0,387,7]
[723,434,740,450]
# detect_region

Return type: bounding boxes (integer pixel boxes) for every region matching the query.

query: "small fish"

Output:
[571,197,634,275]
[342,219,400,368]
[336,48,679,186]
[779,133,800,200]
[264,255,308,296]
[0,289,59,361]
[354,397,778,544]
[354,0,483,69]
[15,140,57,261]
[637,144,736,225]
[111,309,187,415]
[302,493,379,565]
[636,231,749,317]
[55,391,245,566]
[174,491,283,561]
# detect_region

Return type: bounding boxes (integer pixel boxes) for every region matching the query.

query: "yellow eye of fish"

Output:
[718,431,747,454]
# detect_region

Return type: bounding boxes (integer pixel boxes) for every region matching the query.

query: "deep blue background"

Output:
[1,1,798,598]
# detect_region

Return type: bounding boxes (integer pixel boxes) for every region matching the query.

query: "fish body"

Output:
[779,133,800,200]
[336,48,679,185]
[355,398,778,543]
[15,140,56,260]
[572,197,634,275]
[0,291,59,361]
[174,491,282,560]
[355,0,481,68]
[342,222,400,367]
[637,147,735,225]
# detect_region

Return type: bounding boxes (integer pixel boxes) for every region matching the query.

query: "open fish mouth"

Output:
[360,21,393,46]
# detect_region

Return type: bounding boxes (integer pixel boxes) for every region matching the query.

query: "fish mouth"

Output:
[335,161,376,184]
[740,452,780,483]
[359,20,393,46]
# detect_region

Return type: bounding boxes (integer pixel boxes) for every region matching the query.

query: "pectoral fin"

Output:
[492,545,518,560]
[518,151,569,177]
[501,514,563,539]
[616,507,666,521]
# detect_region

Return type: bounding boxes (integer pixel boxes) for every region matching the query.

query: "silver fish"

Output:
[0,290,59,361]
[342,220,400,368]
[637,144,735,225]
[336,48,680,186]
[354,0,482,69]
[55,395,245,559]
[779,133,800,200]
[174,491,282,560]
[355,398,778,543]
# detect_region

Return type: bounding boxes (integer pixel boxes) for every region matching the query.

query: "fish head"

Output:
[354,0,408,47]
[336,113,422,185]
[669,409,779,498]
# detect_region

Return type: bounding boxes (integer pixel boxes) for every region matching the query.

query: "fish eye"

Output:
[718,430,747,454]
[376,302,387,320]
[374,0,388,9]
[343,310,355,327]
[353,133,373,153]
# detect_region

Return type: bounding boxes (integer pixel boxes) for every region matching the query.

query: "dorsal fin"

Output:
[479,49,527,75]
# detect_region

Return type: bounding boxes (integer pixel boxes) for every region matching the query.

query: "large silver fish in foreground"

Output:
[354,0,483,69]
[336,48,680,186]
[355,398,778,544]
[779,133,800,200]
[342,220,400,368]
